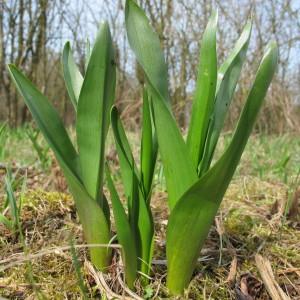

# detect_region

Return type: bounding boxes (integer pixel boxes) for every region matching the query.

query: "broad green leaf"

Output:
[214,41,278,179]
[64,162,111,270]
[140,89,157,200]
[111,106,139,199]
[77,22,116,203]
[85,39,91,72]
[8,65,80,179]
[125,0,169,104]
[216,21,251,91]
[105,164,137,288]
[199,21,252,174]
[186,11,218,170]
[150,90,197,210]
[125,0,197,209]
[137,188,154,276]
[110,107,144,267]
[128,162,141,258]
[62,42,83,109]
[111,104,154,276]
[8,64,111,270]
[166,41,278,294]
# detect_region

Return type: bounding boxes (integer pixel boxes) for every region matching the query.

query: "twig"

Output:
[84,260,128,300]
[226,256,237,285]
[117,272,144,300]
[0,243,121,272]
[278,257,300,278]
[255,254,291,300]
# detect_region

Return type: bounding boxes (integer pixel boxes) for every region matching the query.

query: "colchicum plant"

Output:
[8,22,116,271]
[8,19,156,289]
[105,91,157,287]
[8,0,278,296]
[125,0,278,295]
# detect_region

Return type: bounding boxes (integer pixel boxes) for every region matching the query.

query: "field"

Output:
[0,126,299,299]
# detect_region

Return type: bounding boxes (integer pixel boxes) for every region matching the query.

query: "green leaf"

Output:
[5,171,19,229]
[137,188,154,276]
[65,163,111,270]
[8,64,111,271]
[166,41,278,294]
[214,41,278,179]
[0,122,6,136]
[0,214,13,230]
[128,161,141,255]
[111,105,154,276]
[125,0,197,209]
[111,106,139,199]
[76,22,116,203]
[140,89,157,201]
[105,164,137,288]
[216,21,251,91]
[8,64,80,179]
[199,21,252,174]
[110,107,143,264]
[125,0,169,104]
[62,42,83,109]
[85,39,91,73]
[186,11,218,170]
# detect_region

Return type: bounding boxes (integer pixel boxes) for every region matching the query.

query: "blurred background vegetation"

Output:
[1,0,299,133]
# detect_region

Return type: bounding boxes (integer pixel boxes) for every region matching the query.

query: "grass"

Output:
[2,126,299,182]
[0,125,299,299]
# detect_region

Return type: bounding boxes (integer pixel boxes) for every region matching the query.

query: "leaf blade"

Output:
[62,42,83,109]
[76,22,116,202]
[166,41,278,294]
[8,64,111,270]
[140,89,157,200]
[125,0,169,103]
[105,164,138,288]
[200,21,252,174]
[186,11,218,170]
[111,106,139,199]
[8,64,80,179]
[125,0,197,209]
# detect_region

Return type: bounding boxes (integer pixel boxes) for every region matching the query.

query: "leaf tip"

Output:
[63,41,71,51]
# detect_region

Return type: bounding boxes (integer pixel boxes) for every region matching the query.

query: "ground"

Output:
[0,127,299,299]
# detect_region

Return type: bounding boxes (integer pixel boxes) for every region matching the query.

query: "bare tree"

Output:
[0,0,299,132]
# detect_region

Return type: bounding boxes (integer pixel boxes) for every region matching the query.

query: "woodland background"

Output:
[1,0,300,132]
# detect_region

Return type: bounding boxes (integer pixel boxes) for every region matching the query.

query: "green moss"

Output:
[271,244,300,265]
[224,209,256,236]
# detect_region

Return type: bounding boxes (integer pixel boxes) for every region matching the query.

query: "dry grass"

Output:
[0,131,299,299]
[0,176,299,299]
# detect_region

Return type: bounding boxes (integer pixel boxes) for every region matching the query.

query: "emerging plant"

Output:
[0,169,25,235]
[0,122,6,137]
[26,127,50,170]
[8,23,116,271]
[0,122,7,158]
[125,0,278,295]
[105,89,157,287]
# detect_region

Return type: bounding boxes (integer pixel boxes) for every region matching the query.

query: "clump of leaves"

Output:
[105,91,157,286]
[125,0,278,294]
[8,0,278,295]
[9,23,116,271]
[0,169,25,236]
[26,126,50,170]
